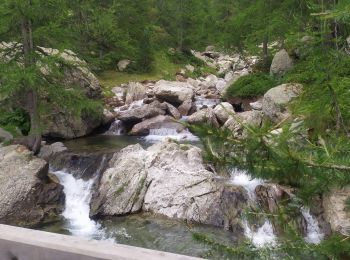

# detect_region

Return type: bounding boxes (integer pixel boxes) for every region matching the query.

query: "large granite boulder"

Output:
[43,111,102,139]
[270,49,294,76]
[224,110,263,137]
[33,47,101,99]
[187,108,220,127]
[262,83,303,123]
[214,102,235,124]
[125,82,146,105]
[323,187,350,236]
[0,127,13,144]
[154,80,195,106]
[178,99,194,116]
[0,145,64,226]
[0,43,103,139]
[130,115,184,136]
[116,101,166,124]
[90,140,248,232]
[164,102,181,119]
[38,142,68,161]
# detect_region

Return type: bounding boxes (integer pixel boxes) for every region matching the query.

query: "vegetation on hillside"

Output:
[224,73,278,99]
[0,0,350,257]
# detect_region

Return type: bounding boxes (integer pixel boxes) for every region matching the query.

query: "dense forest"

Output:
[1,0,350,259]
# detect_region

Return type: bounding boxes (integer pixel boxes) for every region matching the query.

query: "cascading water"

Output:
[105,119,126,136]
[194,96,220,110]
[230,169,324,247]
[301,207,324,244]
[230,169,277,247]
[53,170,106,239]
[144,128,199,143]
[51,156,114,241]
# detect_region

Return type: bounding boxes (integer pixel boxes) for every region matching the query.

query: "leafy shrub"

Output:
[167,49,205,67]
[0,109,30,135]
[283,48,350,134]
[224,72,278,99]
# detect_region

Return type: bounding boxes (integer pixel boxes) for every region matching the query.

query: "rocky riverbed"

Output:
[0,48,349,258]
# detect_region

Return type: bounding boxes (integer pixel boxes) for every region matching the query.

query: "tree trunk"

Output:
[263,34,269,72]
[21,6,42,154]
[26,90,42,155]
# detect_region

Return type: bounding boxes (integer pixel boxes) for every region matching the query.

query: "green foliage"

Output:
[284,48,350,134]
[0,109,30,135]
[193,231,350,260]
[190,120,350,200]
[224,73,278,99]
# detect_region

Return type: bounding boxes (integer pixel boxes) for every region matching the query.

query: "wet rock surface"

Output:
[90,140,249,233]
[0,145,64,226]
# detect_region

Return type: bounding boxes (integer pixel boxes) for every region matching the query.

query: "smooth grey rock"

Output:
[215,79,227,93]
[0,127,13,143]
[185,64,195,73]
[102,109,115,125]
[90,140,248,232]
[39,142,68,161]
[301,35,313,44]
[224,110,263,137]
[250,100,263,111]
[111,86,126,102]
[154,80,194,105]
[178,99,194,116]
[117,59,131,72]
[0,145,64,226]
[117,101,166,123]
[270,49,294,76]
[205,46,215,52]
[323,187,350,235]
[43,111,102,139]
[125,82,146,105]
[214,102,235,124]
[130,115,184,136]
[165,102,181,119]
[262,83,303,123]
[187,108,220,127]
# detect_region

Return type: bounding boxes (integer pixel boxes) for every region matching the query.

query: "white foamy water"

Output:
[194,97,220,110]
[230,169,263,200]
[53,170,106,239]
[230,169,277,247]
[105,119,126,135]
[301,207,324,244]
[244,220,277,248]
[144,128,199,143]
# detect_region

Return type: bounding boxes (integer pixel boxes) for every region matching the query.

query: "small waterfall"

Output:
[53,170,104,239]
[231,169,325,247]
[144,128,199,143]
[231,169,263,200]
[301,207,324,244]
[105,119,126,135]
[231,169,277,247]
[243,220,277,248]
[194,97,220,110]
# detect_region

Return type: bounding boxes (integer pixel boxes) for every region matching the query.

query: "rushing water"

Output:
[231,169,277,247]
[37,123,324,257]
[230,169,324,247]
[104,119,126,136]
[301,207,325,244]
[41,169,239,258]
[194,96,220,110]
[143,128,199,143]
[53,170,106,239]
